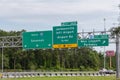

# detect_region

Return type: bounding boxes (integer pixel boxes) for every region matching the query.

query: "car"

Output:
[99,68,115,74]
[99,68,107,74]
[105,70,116,74]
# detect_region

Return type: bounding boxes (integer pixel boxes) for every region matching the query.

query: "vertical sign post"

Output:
[1,43,4,73]
[106,50,115,68]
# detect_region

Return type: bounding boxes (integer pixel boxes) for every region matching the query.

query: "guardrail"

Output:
[0,72,115,78]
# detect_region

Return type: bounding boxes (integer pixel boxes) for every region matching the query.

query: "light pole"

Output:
[116,34,120,79]
[103,18,106,69]
[116,4,120,79]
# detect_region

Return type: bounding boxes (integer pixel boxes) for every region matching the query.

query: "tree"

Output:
[110,27,120,37]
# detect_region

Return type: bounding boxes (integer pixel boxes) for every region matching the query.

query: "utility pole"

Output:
[103,18,106,69]
[116,34,120,79]
[116,4,120,79]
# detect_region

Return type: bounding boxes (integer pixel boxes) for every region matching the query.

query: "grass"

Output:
[0,76,116,80]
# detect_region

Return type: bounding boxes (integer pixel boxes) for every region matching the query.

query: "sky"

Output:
[0,0,119,32]
[0,0,119,52]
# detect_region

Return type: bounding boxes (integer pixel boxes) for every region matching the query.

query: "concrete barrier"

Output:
[1,72,114,78]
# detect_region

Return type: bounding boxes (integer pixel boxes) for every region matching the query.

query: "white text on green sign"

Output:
[78,39,109,47]
[94,34,109,39]
[53,25,77,48]
[22,31,52,49]
[61,21,77,26]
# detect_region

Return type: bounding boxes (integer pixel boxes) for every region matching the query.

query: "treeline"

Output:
[0,29,116,71]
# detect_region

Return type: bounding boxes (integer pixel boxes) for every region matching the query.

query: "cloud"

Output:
[0,0,115,17]
[0,0,81,3]
[0,0,119,31]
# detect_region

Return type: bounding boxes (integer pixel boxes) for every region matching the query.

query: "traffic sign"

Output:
[53,25,78,48]
[78,39,109,47]
[61,21,77,26]
[53,44,78,48]
[106,50,115,57]
[94,34,109,39]
[22,31,52,49]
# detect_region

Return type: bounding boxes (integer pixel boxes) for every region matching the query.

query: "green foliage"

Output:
[28,62,37,70]
[110,27,120,35]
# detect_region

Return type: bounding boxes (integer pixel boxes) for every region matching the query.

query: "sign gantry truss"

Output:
[78,30,116,44]
[0,30,116,48]
[0,36,22,48]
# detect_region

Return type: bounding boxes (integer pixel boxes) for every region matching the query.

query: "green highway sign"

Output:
[53,25,78,48]
[78,39,109,47]
[61,21,77,26]
[22,31,52,49]
[94,34,109,39]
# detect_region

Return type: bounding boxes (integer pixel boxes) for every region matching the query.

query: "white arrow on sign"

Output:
[48,44,51,46]
[102,40,106,44]
[24,45,27,47]
[36,44,39,47]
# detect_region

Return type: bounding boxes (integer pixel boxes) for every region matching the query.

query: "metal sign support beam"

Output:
[116,35,120,79]
[1,47,3,72]
[0,36,22,72]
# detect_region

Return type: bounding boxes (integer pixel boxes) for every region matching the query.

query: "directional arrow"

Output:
[102,40,106,44]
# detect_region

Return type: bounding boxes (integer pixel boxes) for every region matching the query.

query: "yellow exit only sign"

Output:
[53,44,78,48]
